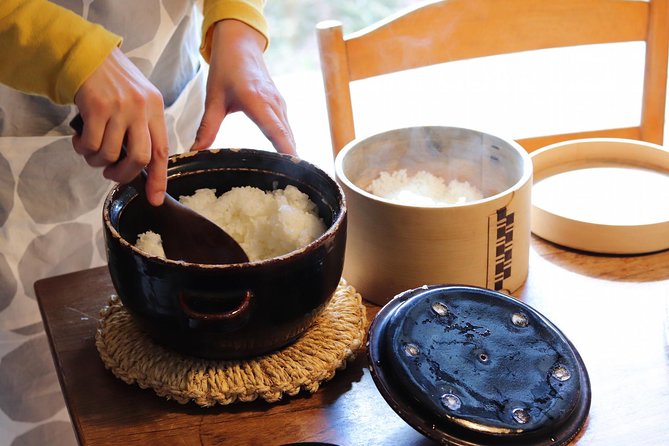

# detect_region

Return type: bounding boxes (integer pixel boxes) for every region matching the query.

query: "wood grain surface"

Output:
[36,234,669,445]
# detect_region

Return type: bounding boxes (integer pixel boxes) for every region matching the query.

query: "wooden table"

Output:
[35,235,669,445]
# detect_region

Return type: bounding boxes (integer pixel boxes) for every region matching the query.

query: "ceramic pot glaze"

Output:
[103,149,347,359]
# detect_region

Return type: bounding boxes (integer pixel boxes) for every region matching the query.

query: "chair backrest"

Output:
[317,0,669,156]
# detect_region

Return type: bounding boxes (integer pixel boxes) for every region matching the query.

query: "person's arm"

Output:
[192,0,296,155]
[0,0,169,206]
[73,47,169,207]
[0,0,120,104]
[200,0,270,62]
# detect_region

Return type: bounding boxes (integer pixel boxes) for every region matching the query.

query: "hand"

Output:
[73,47,169,206]
[190,20,296,155]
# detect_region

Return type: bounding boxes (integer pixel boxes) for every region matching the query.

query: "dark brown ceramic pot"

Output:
[103,149,347,359]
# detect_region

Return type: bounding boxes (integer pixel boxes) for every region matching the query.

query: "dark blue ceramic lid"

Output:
[367,285,590,445]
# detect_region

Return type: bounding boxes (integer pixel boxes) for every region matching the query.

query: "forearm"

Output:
[0,0,121,104]
[192,7,295,155]
[200,0,269,62]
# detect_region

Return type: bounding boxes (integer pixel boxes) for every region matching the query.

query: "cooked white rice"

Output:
[135,185,326,261]
[367,169,483,206]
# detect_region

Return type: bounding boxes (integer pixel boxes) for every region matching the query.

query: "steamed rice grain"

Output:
[367,169,483,206]
[135,185,326,261]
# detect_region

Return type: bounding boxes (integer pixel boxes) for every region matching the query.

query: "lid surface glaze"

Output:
[367,285,590,445]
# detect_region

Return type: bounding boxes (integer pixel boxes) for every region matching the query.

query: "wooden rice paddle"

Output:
[70,114,249,264]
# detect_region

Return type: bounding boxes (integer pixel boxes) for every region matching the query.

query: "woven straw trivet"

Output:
[95,279,367,407]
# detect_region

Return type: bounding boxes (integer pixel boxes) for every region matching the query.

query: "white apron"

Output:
[0,2,206,444]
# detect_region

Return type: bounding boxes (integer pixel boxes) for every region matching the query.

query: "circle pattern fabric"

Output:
[0,1,206,444]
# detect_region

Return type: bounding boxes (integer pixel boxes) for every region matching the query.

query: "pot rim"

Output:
[103,148,347,270]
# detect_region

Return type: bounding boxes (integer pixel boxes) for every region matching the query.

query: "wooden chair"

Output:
[316,0,669,156]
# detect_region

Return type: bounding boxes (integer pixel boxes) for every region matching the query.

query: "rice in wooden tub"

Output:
[136,185,326,261]
[334,126,533,305]
[367,169,483,206]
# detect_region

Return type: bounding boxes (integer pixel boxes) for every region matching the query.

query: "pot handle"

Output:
[178,290,254,328]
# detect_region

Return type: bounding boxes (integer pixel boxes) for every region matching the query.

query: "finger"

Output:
[144,116,169,206]
[274,105,297,155]
[190,98,227,152]
[245,101,296,155]
[103,122,151,184]
[71,112,107,157]
[85,118,125,168]
[268,95,296,150]
[266,119,297,156]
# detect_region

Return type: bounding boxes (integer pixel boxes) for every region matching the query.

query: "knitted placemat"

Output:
[95,279,367,407]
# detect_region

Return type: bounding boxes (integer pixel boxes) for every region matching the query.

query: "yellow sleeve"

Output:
[201,0,269,63]
[0,0,121,104]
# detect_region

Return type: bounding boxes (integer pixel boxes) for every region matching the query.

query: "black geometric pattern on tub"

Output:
[494,207,514,291]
